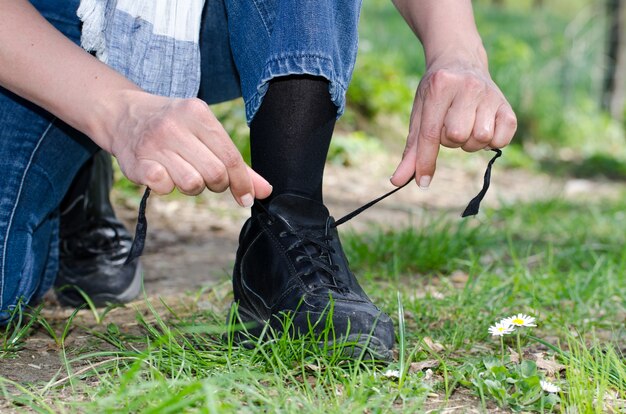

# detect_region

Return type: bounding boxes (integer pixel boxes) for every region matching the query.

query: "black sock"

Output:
[250,75,337,207]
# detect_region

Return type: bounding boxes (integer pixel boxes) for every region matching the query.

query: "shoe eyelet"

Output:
[279,231,287,237]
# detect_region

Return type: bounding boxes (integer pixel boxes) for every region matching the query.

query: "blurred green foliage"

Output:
[347,0,626,175]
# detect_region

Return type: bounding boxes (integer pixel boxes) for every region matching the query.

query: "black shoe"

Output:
[231,194,394,360]
[55,150,142,307]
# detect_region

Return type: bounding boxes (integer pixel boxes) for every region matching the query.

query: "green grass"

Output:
[2,191,625,412]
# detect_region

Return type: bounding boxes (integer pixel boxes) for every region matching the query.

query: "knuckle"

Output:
[206,166,228,186]
[178,174,204,195]
[504,112,518,131]
[182,98,209,116]
[465,76,484,93]
[144,164,168,185]
[430,69,453,90]
[446,128,468,144]
[473,129,493,143]
[220,149,243,169]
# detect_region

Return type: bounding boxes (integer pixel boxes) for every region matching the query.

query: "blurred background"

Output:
[211,0,626,180]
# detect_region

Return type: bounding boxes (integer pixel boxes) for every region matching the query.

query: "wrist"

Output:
[424,39,489,73]
[84,88,146,154]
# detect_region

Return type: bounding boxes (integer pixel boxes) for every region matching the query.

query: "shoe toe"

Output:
[276,299,395,359]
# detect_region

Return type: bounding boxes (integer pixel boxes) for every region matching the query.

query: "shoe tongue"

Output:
[267,194,330,228]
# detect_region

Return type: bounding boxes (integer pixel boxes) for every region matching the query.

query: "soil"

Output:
[0,148,621,413]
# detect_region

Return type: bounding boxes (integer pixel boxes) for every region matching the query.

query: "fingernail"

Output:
[419,175,431,189]
[241,193,254,208]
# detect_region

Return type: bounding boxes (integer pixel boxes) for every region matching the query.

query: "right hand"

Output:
[98,91,272,207]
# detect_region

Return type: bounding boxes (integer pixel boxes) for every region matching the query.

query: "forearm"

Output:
[0,0,142,151]
[391,0,488,69]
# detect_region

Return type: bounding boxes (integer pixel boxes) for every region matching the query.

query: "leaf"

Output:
[533,353,566,376]
[408,359,439,373]
[484,379,503,390]
[304,363,321,372]
[422,336,445,353]
[508,347,520,364]
[483,356,503,370]
[520,360,538,378]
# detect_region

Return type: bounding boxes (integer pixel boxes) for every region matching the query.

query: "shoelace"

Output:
[124,149,502,264]
[274,225,348,294]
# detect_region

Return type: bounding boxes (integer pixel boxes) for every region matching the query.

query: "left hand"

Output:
[390,57,517,188]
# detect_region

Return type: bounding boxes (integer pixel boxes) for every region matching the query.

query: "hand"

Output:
[100,91,272,206]
[390,58,517,188]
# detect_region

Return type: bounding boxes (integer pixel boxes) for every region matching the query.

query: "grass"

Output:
[1,190,625,413]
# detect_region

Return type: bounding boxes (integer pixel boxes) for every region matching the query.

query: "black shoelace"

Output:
[124,149,502,264]
[273,224,348,294]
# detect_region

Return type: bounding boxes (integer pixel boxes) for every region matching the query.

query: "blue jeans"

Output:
[0,0,361,322]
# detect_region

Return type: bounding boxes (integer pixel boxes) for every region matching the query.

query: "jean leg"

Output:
[225,0,362,122]
[0,0,97,322]
[0,91,97,323]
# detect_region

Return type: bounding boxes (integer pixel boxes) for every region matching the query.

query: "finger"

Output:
[414,92,450,187]
[441,97,476,149]
[491,104,517,148]
[173,134,255,202]
[131,159,176,195]
[390,96,423,187]
[247,166,273,200]
[461,103,496,152]
[161,152,211,196]
[191,121,257,207]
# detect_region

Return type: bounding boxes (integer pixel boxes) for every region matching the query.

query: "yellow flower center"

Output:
[512,318,524,325]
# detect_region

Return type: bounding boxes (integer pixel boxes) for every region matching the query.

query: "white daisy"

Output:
[540,380,560,393]
[489,321,515,336]
[503,313,537,328]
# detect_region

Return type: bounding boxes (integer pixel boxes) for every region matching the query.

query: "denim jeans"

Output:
[0,0,361,322]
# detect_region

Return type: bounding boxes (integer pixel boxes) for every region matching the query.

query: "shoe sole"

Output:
[228,303,393,362]
[56,261,143,308]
